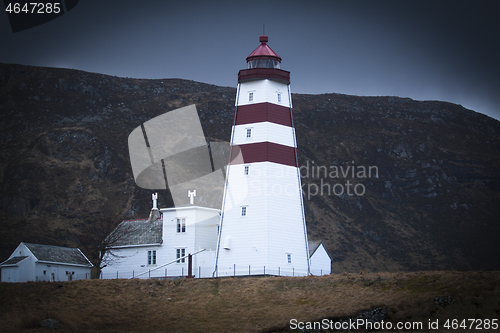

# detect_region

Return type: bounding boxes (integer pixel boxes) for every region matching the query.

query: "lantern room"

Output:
[246,35,282,69]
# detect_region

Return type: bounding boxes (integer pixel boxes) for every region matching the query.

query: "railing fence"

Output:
[100,265,309,280]
[35,272,91,282]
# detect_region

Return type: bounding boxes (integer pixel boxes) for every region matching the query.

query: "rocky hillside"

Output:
[1,63,499,272]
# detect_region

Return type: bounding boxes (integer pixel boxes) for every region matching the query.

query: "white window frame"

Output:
[176,217,186,233]
[241,206,247,217]
[148,250,157,265]
[244,165,249,175]
[176,248,186,263]
[248,91,254,102]
[287,253,292,264]
[277,92,282,103]
[246,128,252,138]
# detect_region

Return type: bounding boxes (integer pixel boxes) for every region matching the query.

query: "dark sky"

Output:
[1,0,499,120]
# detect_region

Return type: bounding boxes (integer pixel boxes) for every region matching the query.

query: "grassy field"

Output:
[0,271,499,332]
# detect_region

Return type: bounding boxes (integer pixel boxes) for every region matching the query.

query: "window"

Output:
[148,250,157,265]
[287,253,292,264]
[176,248,186,263]
[177,218,186,233]
[244,165,249,175]
[246,128,252,138]
[249,92,253,102]
[43,270,46,275]
[277,92,282,103]
[241,206,247,217]
[247,59,280,69]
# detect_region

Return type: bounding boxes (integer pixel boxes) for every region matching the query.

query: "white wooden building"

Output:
[101,198,220,279]
[0,242,93,282]
[102,195,331,278]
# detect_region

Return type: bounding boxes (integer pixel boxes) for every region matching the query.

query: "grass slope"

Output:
[0,271,499,332]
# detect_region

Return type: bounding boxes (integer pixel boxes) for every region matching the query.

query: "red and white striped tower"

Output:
[215,34,309,276]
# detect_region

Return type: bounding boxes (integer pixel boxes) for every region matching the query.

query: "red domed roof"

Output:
[246,35,282,62]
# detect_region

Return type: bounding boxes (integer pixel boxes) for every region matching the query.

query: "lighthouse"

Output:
[215,34,310,276]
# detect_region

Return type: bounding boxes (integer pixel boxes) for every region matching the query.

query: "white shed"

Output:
[0,242,93,282]
[308,240,331,275]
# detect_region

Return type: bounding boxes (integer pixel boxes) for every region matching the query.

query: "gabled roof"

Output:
[110,216,162,247]
[23,243,93,267]
[246,35,282,62]
[0,256,28,267]
[308,240,332,261]
[308,240,322,256]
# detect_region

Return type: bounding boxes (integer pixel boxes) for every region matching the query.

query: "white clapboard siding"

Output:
[236,80,291,107]
[233,122,296,148]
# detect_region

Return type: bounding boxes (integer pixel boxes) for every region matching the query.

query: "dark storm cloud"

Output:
[1,0,499,120]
